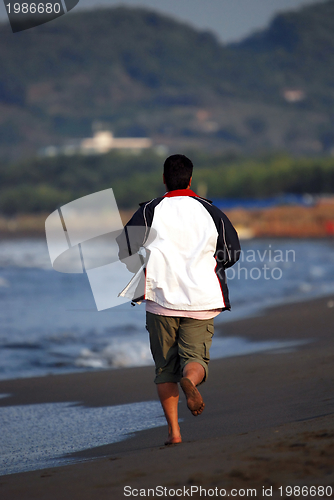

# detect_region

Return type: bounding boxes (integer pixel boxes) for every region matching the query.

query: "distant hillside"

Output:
[0,7,229,105]
[1,1,334,159]
[232,0,334,111]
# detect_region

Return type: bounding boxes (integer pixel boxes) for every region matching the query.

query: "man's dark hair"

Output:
[163,154,193,191]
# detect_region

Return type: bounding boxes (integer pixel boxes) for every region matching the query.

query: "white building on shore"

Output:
[80,130,152,154]
[40,130,153,157]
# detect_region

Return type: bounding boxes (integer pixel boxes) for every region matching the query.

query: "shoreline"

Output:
[1,202,334,238]
[0,289,331,383]
[0,294,333,498]
[1,237,334,384]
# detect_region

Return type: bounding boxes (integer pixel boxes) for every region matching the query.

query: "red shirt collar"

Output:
[163,189,199,198]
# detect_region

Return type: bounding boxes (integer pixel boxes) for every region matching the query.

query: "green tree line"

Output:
[0,152,334,215]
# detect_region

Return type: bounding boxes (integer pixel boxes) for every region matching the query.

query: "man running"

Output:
[118,154,240,445]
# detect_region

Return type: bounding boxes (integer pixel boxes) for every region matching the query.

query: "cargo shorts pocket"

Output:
[203,323,214,362]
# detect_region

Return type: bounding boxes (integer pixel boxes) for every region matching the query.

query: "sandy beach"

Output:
[0,295,333,499]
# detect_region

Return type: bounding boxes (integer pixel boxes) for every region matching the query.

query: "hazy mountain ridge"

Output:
[232,0,334,109]
[0,1,334,159]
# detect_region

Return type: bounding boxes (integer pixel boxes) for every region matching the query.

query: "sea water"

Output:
[0,397,165,475]
[1,237,334,476]
[0,237,334,380]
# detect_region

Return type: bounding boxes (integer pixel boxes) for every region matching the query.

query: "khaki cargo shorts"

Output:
[146,312,214,384]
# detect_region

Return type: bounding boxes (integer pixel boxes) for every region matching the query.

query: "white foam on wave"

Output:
[75,338,154,369]
[73,335,311,371]
[0,400,165,476]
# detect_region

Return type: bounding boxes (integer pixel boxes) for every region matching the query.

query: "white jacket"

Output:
[117,189,240,311]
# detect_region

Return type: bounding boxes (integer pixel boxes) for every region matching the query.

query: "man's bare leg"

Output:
[183,361,205,386]
[181,362,205,416]
[157,382,182,445]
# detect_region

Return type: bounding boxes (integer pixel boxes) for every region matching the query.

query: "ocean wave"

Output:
[75,339,154,369]
[73,336,310,371]
[0,239,52,270]
[0,238,333,380]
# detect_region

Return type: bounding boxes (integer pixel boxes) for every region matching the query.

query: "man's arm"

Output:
[117,208,146,258]
[216,212,241,269]
[116,206,148,272]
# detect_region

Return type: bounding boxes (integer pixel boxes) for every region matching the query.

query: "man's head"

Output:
[163,154,193,192]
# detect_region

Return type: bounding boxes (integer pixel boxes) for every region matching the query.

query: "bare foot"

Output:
[164,435,182,446]
[180,377,205,416]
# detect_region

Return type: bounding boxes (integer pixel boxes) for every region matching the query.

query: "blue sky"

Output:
[0,0,325,42]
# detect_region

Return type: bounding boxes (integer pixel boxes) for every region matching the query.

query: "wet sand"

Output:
[0,296,333,499]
